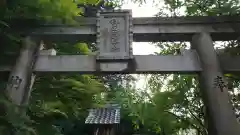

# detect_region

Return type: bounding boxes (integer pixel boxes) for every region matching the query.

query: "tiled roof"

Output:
[85,104,120,124]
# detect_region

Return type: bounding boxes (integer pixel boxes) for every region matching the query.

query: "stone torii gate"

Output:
[3,10,240,135]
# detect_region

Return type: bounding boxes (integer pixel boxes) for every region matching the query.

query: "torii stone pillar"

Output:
[5,36,40,105]
[192,32,240,135]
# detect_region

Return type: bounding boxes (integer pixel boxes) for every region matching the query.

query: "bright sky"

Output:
[121,0,160,89]
[122,0,160,55]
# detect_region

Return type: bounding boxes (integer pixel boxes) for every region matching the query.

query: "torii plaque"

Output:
[96,10,133,60]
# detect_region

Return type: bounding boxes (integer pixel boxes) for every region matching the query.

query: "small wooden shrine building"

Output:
[85,104,121,135]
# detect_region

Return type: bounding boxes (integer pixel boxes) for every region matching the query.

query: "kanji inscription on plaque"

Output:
[96,10,133,60]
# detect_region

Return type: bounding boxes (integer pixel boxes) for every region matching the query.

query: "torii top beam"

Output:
[15,15,240,42]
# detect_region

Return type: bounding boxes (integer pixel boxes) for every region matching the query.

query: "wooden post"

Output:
[191,32,240,135]
[5,36,39,105]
